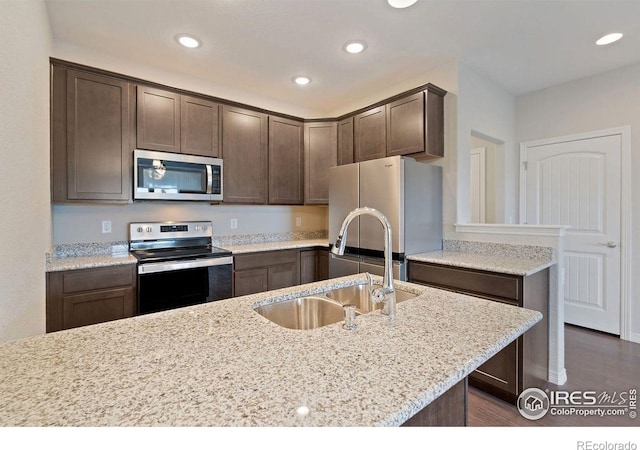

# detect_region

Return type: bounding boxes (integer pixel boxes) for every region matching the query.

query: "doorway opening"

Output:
[470,131,504,224]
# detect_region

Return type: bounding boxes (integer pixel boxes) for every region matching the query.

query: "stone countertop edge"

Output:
[407,250,555,276]
[0,274,541,427]
[220,239,330,254]
[45,253,138,272]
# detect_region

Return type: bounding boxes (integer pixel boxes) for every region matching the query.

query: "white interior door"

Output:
[470,147,486,223]
[523,134,621,334]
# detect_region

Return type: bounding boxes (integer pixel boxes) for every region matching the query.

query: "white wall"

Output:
[516,63,640,343]
[53,204,327,244]
[0,0,52,343]
[454,64,517,229]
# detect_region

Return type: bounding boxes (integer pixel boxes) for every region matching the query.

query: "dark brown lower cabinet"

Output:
[402,378,467,426]
[234,250,300,297]
[46,265,137,332]
[234,248,330,296]
[300,249,329,284]
[408,261,549,404]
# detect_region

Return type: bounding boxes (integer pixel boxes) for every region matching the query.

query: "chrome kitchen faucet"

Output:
[331,207,396,318]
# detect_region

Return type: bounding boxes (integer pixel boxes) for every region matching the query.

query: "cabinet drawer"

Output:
[62,265,135,294]
[234,250,298,270]
[409,262,520,303]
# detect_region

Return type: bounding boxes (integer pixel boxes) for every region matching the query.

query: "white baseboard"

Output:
[627,332,640,344]
[549,368,568,386]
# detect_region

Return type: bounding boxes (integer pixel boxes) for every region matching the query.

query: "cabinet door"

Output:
[304,122,337,204]
[136,86,181,152]
[268,116,304,205]
[234,268,268,296]
[181,95,220,157]
[222,106,268,204]
[300,250,330,284]
[300,250,318,284]
[63,288,136,330]
[268,263,299,290]
[337,117,354,165]
[354,106,386,162]
[386,92,425,156]
[63,69,131,201]
[469,341,518,398]
[46,265,137,332]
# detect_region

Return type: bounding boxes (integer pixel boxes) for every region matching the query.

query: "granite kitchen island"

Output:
[0,275,541,426]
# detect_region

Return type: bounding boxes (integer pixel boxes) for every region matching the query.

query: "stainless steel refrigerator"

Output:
[328,155,442,281]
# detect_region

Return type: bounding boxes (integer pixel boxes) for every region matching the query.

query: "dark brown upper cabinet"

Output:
[337,117,354,165]
[423,87,445,158]
[222,105,268,204]
[304,122,337,204]
[137,86,220,157]
[386,92,425,157]
[268,116,304,205]
[136,86,181,152]
[354,105,386,162]
[386,88,444,159]
[180,95,220,157]
[51,66,132,203]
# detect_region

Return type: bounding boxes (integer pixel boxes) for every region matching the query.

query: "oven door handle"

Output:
[138,256,233,275]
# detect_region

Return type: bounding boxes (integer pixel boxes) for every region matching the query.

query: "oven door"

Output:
[137,256,232,315]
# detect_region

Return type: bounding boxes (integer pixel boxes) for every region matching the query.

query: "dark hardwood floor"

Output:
[468,324,640,426]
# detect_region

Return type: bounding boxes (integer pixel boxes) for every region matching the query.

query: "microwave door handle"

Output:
[206,165,213,194]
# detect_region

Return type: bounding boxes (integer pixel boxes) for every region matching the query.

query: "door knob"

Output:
[600,241,617,248]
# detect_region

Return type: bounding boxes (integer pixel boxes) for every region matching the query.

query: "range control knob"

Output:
[194,225,200,231]
[146,226,152,233]
[201,225,207,232]
[136,227,143,233]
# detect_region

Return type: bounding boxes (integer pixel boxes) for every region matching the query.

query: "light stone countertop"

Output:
[45,252,138,272]
[220,239,329,254]
[407,250,554,276]
[0,274,541,426]
[45,239,329,272]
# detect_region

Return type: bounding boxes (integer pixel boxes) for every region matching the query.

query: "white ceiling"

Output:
[45,0,640,117]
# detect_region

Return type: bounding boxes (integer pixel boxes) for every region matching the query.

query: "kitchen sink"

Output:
[325,284,417,313]
[254,296,346,330]
[254,283,419,330]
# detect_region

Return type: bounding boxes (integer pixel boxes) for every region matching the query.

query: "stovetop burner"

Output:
[130,245,232,263]
[129,221,231,264]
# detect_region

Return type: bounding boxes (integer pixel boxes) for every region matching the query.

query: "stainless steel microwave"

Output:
[133,149,223,202]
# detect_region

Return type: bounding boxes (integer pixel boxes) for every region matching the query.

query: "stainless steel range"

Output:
[129,221,233,315]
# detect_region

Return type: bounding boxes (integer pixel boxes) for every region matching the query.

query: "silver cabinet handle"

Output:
[600,241,618,248]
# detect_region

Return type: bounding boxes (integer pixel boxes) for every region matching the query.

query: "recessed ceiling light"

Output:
[596,32,623,46]
[388,0,418,8]
[176,34,201,49]
[344,41,367,54]
[293,76,311,86]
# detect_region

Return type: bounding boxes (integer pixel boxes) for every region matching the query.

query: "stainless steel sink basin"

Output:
[325,284,418,313]
[254,296,346,330]
[254,283,419,330]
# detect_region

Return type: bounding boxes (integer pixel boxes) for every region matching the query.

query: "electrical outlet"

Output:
[230,218,238,229]
[295,217,302,227]
[101,220,112,234]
